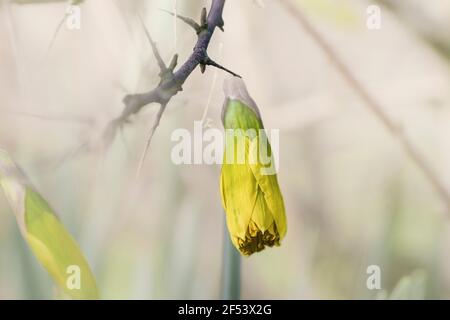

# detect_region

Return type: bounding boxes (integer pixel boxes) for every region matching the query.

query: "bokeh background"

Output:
[1,0,450,299]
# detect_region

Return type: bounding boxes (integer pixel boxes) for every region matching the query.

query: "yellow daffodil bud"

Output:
[220,78,287,256]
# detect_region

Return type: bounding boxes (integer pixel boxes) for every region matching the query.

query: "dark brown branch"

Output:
[105,0,237,153]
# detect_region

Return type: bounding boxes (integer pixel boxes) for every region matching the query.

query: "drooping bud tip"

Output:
[222,77,261,123]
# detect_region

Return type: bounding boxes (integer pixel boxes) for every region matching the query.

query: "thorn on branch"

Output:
[218,18,225,32]
[203,57,242,78]
[138,14,167,72]
[200,63,206,74]
[135,103,168,178]
[200,7,208,27]
[168,54,179,71]
[158,54,179,84]
[137,15,181,97]
[159,8,202,34]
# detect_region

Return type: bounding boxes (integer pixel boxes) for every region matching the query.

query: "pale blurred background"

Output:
[1,0,450,299]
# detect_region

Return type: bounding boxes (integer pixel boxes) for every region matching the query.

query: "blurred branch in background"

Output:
[279,0,450,215]
[11,0,85,53]
[376,0,450,61]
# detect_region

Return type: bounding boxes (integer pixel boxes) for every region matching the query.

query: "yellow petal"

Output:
[251,187,274,233]
[248,138,287,240]
[221,160,257,241]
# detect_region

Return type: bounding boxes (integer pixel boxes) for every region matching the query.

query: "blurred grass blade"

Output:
[296,0,359,26]
[0,149,99,300]
[221,221,241,300]
[389,270,427,300]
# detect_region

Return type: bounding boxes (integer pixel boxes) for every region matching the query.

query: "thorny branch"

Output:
[105,0,239,164]
[279,0,450,214]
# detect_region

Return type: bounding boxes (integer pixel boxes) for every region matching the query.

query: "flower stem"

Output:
[221,220,241,300]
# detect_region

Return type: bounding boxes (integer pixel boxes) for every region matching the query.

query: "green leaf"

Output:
[0,149,99,300]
